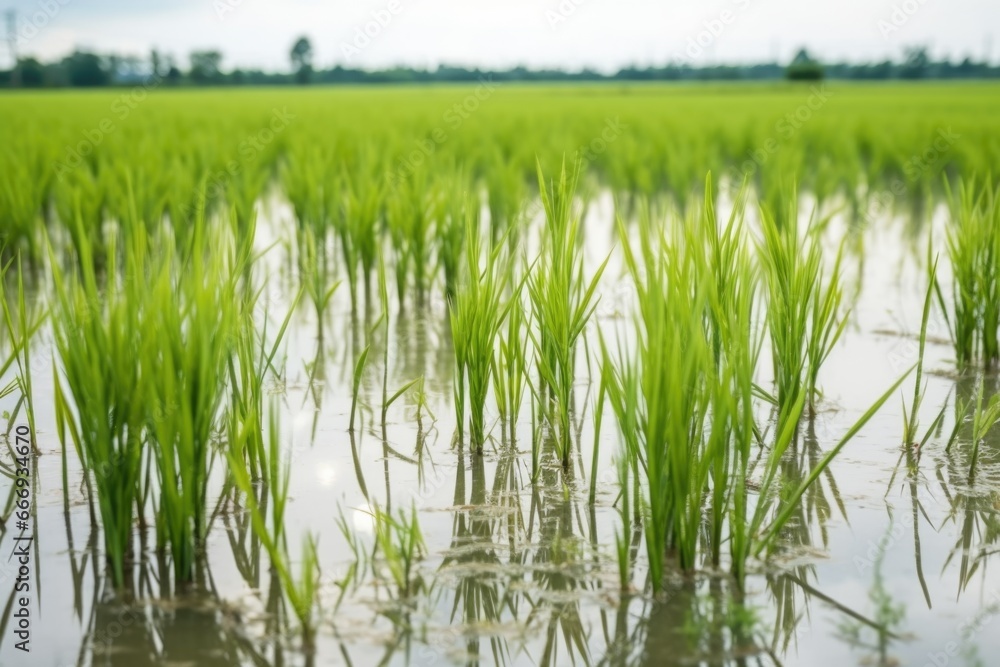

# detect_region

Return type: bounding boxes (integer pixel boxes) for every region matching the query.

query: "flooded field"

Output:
[0,190,997,667]
[2,85,1000,667]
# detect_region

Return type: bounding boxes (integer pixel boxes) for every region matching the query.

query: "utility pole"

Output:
[5,9,18,87]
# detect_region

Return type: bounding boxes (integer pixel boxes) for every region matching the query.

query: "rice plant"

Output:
[339,163,383,310]
[386,175,434,309]
[604,184,906,591]
[227,280,301,482]
[436,181,470,303]
[529,160,609,467]
[485,156,526,246]
[602,190,759,587]
[143,216,248,583]
[937,179,1000,366]
[0,259,44,443]
[450,215,520,453]
[901,253,948,453]
[50,221,148,586]
[295,224,339,335]
[757,191,848,426]
[492,293,530,444]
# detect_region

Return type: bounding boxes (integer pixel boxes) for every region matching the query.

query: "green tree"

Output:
[290,36,313,85]
[189,50,223,84]
[15,57,45,87]
[65,51,108,87]
[786,47,825,81]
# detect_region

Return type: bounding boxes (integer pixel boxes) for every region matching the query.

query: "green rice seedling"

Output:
[227,283,301,482]
[450,217,520,453]
[349,344,373,434]
[936,179,1000,366]
[371,503,426,599]
[747,374,908,565]
[604,184,905,591]
[357,251,423,429]
[613,444,632,591]
[0,150,50,263]
[602,200,744,585]
[386,175,434,309]
[436,180,470,303]
[529,160,609,467]
[757,191,848,426]
[282,142,329,238]
[50,222,148,587]
[0,259,45,443]
[901,254,948,452]
[143,217,243,583]
[52,170,107,270]
[339,163,383,310]
[492,290,530,444]
[295,225,339,333]
[485,156,526,245]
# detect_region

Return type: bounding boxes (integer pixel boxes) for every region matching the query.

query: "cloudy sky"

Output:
[4,0,998,71]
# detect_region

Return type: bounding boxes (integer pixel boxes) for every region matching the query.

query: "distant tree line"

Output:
[1,39,996,88]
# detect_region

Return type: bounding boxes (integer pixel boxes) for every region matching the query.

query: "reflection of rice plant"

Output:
[228,407,322,648]
[333,507,369,609]
[937,179,1000,366]
[680,586,764,656]
[836,533,906,667]
[966,376,1000,482]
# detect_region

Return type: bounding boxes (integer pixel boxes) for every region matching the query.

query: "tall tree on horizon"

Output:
[291,36,313,85]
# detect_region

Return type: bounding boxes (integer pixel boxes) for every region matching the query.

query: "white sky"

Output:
[3,0,998,71]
